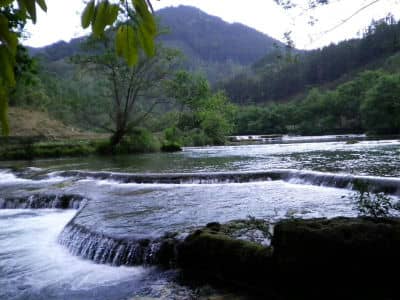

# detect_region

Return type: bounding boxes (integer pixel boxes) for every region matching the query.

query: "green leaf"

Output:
[0,15,18,54]
[132,0,156,35]
[0,0,14,7]
[105,3,119,25]
[35,0,47,12]
[81,0,95,29]
[0,46,16,87]
[137,25,155,57]
[24,0,37,23]
[16,0,27,16]
[116,24,138,66]
[92,1,109,36]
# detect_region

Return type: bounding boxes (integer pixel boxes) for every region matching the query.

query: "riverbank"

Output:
[0,134,182,160]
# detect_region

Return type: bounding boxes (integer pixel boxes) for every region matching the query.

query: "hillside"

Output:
[8,107,102,139]
[157,6,281,65]
[27,6,283,83]
[222,16,400,104]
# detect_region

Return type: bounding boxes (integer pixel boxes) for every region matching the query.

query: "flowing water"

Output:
[1,135,400,299]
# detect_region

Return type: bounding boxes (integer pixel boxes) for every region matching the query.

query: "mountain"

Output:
[27,6,283,82]
[157,6,282,65]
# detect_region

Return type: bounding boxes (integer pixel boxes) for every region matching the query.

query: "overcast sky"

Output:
[25,0,400,49]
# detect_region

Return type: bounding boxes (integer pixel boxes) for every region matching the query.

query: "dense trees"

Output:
[233,70,400,136]
[361,74,400,134]
[163,71,235,146]
[0,0,157,135]
[223,16,400,104]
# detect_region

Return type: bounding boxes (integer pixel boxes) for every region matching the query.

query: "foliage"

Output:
[115,127,160,154]
[223,16,400,104]
[361,73,400,134]
[0,139,96,160]
[0,0,157,135]
[232,69,400,136]
[164,71,236,146]
[195,92,234,144]
[161,141,182,152]
[351,181,396,218]
[0,2,44,135]
[96,127,160,154]
[165,70,210,112]
[73,34,179,147]
[157,5,281,82]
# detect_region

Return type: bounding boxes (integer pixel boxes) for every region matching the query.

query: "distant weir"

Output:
[57,169,400,195]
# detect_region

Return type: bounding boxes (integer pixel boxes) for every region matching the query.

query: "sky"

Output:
[24,0,400,50]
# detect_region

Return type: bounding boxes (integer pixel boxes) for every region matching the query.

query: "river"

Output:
[0,135,399,299]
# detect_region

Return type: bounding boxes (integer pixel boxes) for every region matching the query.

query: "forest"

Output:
[5,6,400,156]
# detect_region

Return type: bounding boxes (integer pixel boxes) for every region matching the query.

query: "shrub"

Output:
[351,181,397,218]
[161,141,182,152]
[96,128,160,155]
[118,128,160,154]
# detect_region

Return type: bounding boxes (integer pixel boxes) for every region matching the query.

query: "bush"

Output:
[351,181,397,218]
[361,74,400,134]
[161,141,182,152]
[118,128,160,154]
[190,129,210,146]
[96,128,160,155]
[164,126,183,144]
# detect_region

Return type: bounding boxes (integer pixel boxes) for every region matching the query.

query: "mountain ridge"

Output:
[26,5,284,82]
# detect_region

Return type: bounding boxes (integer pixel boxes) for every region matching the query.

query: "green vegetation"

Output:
[4,5,400,159]
[0,139,96,160]
[0,131,163,160]
[96,128,161,155]
[72,34,180,148]
[351,181,398,218]
[223,16,400,104]
[157,6,281,83]
[0,0,158,135]
[233,70,400,135]
[162,71,236,146]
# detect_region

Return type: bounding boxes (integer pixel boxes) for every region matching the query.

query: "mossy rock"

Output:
[272,217,400,298]
[177,228,273,291]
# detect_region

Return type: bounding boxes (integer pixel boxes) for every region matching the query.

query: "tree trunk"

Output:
[110,124,126,154]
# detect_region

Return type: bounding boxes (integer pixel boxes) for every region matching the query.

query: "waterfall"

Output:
[0,194,85,209]
[58,220,176,267]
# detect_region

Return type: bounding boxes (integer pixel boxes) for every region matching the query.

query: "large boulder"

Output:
[273,217,400,299]
[177,222,273,292]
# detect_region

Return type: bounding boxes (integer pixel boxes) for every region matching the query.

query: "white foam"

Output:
[0,210,147,295]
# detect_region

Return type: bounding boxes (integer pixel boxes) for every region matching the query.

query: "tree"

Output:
[74,35,179,148]
[361,73,400,134]
[165,71,210,116]
[0,0,156,135]
[197,92,235,145]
